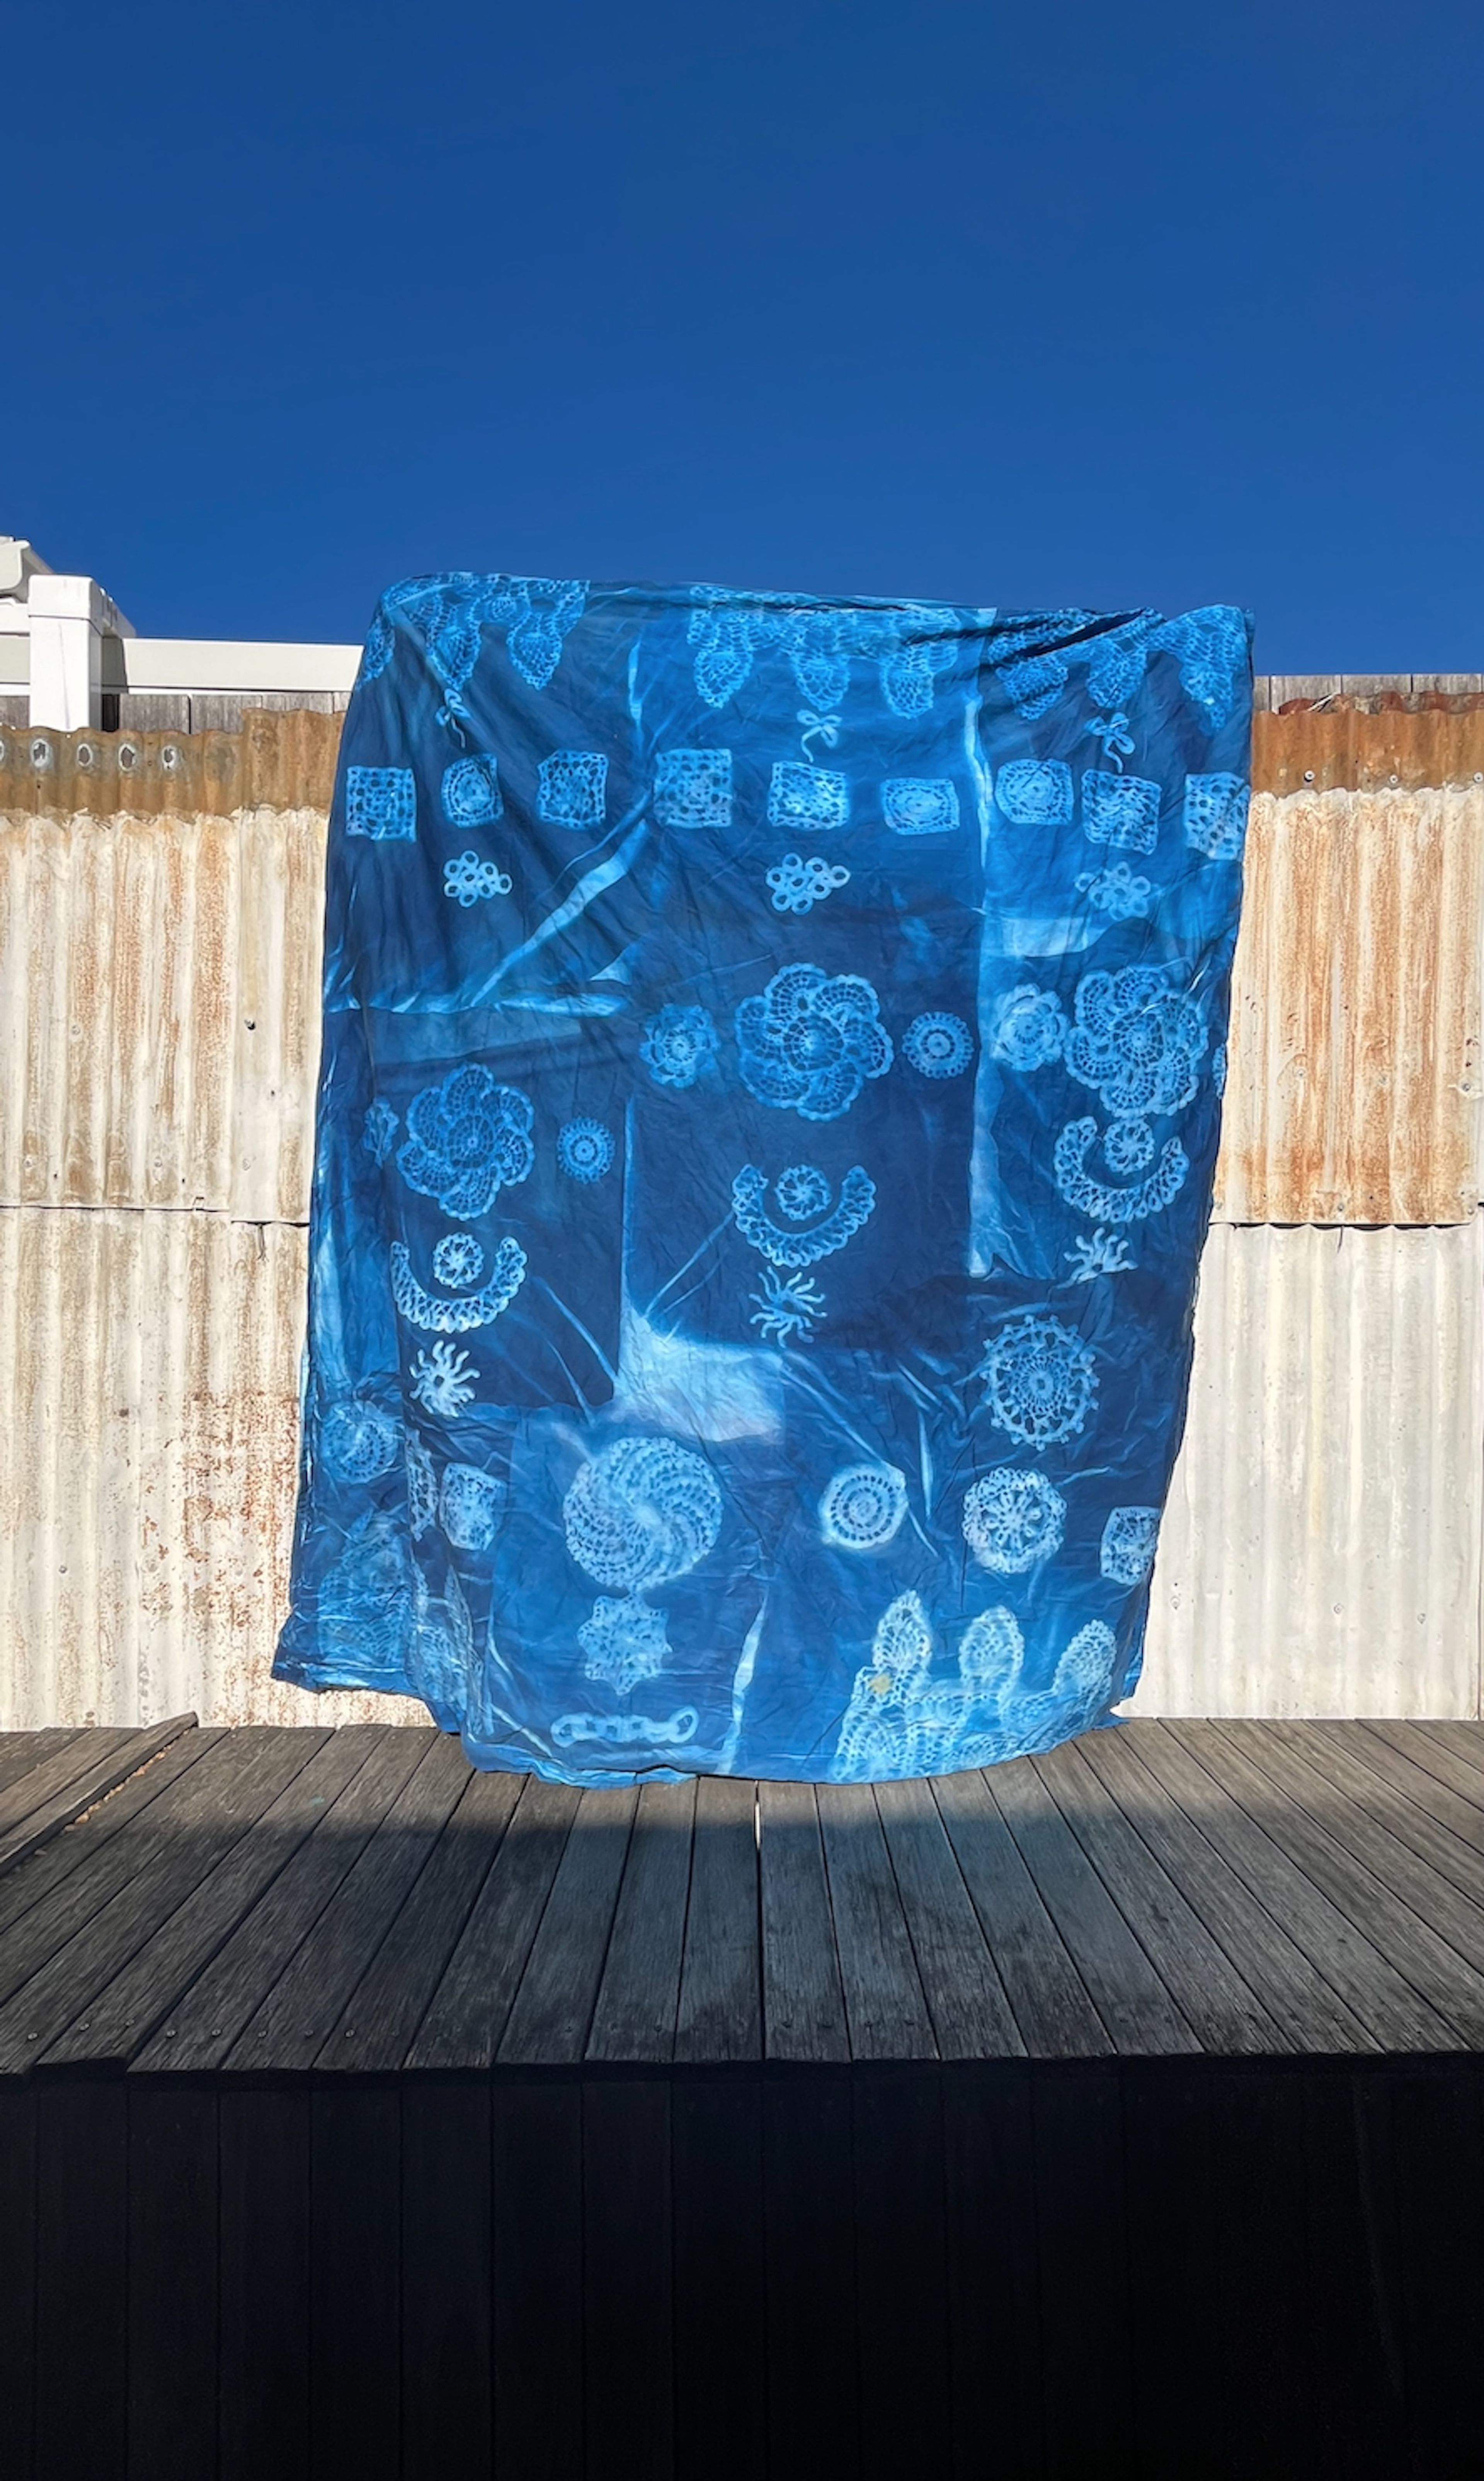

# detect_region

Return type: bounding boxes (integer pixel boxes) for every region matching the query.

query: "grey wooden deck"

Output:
[3,1716,1484,2075]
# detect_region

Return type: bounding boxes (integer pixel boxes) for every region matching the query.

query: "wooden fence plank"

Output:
[672,2075,765,2480]
[401,2081,492,2480]
[35,2083,128,2481]
[127,2087,218,2481]
[219,2087,311,2481]
[492,2081,584,2481]
[310,2088,400,2481]
[583,2077,673,2481]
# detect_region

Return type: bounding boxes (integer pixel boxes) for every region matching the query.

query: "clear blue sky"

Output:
[10,1,1482,670]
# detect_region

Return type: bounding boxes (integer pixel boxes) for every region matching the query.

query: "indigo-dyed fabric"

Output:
[274,577,1252,1784]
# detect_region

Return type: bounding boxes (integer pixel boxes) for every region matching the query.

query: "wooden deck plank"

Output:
[1356,1719,1484,1837]
[317,1767,522,2072]
[873,1776,1025,2059]
[1414,1721,1484,1784]
[40,1730,361,2073]
[0,1726,221,1946]
[225,1734,471,2072]
[586,1777,695,2065]
[129,1730,427,2075]
[1291,1721,1484,1892]
[0,1731,327,2072]
[1151,1725,1457,2050]
[675,1776,760,2064]
[0,1724,136,1840]
[1033,1739,1288,2054]
[1077,1728,1378,2053]
[758,1781,849,2063]
[407,1777,579,2071]
[0,1717,196,1877]
[817,1781,936,2060]
[931,1765,1113,2057]
[1198,1724,1484,2041]
[497,1787,638,2067]
[0,1728,82,1799]
[989,1752,1200,2056]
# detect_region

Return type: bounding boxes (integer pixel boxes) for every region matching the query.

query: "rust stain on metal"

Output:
[0,709,341,817]
[0,1206,424,1730]
[1214,781,1483,1223]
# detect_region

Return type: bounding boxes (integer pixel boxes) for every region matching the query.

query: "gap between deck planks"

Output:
[0,1723,1482,2074]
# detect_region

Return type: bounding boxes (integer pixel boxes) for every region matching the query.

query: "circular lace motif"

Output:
[320,1401,401,1484]
[432,1232,485,1289]
[775,1164,831,1222]
[819,1464,908,1551]
[977,1315,1098,1449]
[962,1468,1066,1573]
[558,1118,616,1182]
[563,1437,723,1593]
[1103,1116,1155,1173]
[904,1012,973,1079]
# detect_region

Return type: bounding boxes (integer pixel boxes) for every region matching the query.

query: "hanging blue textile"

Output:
[275,577,1252,1784]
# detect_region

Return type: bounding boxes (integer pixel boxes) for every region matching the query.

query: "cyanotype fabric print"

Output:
[276,576,1253,1784]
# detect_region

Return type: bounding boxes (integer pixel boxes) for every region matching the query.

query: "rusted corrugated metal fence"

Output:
[0,689,1479,1725]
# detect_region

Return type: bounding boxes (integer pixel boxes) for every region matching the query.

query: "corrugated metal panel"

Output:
[0,1207,424,1730]
[3,1213,1473,1731]
[0,794,323,1222]
[0,711,340,815]
[1132,1220,1483,1720]
[1213,780,1484,1223]
[2,709,1481,1726]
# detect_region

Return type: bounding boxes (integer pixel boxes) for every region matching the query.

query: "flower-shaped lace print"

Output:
[990,985,1067,1071]
[640,1005,719,1092]
[735,964,893,1121]
[977,1314,1098,1450]
[397,1065,534,1218]
[558,1118,615,1181]
[904,1012,973,1078]
[1064,965,1207,1119]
